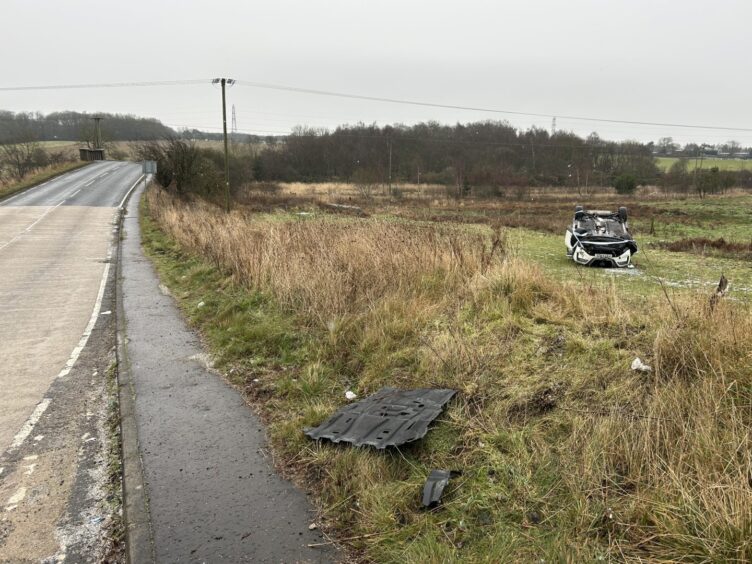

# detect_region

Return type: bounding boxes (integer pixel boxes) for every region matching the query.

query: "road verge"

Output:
[114,176,155,563]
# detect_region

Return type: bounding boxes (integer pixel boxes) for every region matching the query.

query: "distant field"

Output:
[656,156,751,172]
[38,140,78,149]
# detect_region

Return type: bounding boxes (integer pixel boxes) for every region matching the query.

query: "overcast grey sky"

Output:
[3,0,751,145]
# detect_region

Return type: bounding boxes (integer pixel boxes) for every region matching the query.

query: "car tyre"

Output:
[618,206,628,222]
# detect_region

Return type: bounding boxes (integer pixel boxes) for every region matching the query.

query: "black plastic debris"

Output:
[422,469,452,507]
[304,387,455,449]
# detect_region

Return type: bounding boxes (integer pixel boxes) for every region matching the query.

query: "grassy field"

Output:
[142,184,752,562]
[656,156,751,172]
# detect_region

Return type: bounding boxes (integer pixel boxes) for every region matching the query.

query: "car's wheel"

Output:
[618,206,628,221]
[575,204,583,212]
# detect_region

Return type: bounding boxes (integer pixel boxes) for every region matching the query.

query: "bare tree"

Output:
[133,138,211,196]
[0,139,39,179]
[352,167,380,200]
[727,140,742,155]
[657,137,678,155]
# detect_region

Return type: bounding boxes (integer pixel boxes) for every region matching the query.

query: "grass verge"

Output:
[0,161,88,201]
[141,187,752,562]
[103,360,125,562]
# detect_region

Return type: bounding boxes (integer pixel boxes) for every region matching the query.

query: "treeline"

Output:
[661,160,752,197]
[653,136,751,157]
[177,128,266,144]
[0,110,174,143]
[253,121,660,190]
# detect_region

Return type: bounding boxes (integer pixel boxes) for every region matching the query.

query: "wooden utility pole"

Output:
[91,116,103,149]
[213,78,235,212]
[387,138,392,196]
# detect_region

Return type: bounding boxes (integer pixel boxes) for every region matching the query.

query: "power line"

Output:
[2,77,751,134]
[0,79,211,92]
[234,79,752,133]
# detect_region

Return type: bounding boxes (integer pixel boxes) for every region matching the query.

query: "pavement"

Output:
[118,183,336,563]
[0,161,143,562]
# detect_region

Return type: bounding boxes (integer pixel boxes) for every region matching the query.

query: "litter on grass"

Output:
[305,387,455,449]
[631,357,651,372]
[422,469,455,507]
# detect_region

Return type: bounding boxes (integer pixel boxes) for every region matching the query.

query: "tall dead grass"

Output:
[146,188,504,326]
[145,186,752,561]
[568,298,752,560]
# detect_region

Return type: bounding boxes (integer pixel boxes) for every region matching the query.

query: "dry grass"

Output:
[659,237,752,260]
[146,188,504,325]
[144,185,752,562]
[0,161,87,200]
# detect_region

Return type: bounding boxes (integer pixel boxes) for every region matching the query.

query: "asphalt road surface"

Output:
[0,161,142,561]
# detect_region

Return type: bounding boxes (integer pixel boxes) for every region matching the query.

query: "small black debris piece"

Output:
[709,273,729,311]
[422,469,452,507]
[304,387,455,449]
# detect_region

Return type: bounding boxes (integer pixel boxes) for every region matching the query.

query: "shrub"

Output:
[613,173,637,195]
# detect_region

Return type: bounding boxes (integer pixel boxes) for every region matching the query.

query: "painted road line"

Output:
[9,399,51,450]
[5,242,114,454]
[0,167,121,253]
[119,175,145,210]
[0,199,67,253]
[57,257,112,380]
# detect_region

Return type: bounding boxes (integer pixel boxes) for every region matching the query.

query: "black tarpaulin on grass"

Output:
[304,387,455,449]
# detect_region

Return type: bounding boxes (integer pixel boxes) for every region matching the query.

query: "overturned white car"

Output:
[565,206,637,268]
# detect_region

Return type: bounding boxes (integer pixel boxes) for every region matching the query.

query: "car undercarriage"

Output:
[565,206,638,267]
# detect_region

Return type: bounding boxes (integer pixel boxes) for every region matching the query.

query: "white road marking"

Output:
[0,161,117,208]
[119,174,145,209]
[0,199,67,252]
[9,398,51,449]
[2,163,135,456]
[0,163,134,255]
[6,245,113,452]
[6,487,27,508]
[0,166,121,252]
[83,180,95,187]
[57,257,111,380]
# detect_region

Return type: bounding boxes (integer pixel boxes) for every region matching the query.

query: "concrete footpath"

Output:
[118,185,335,563]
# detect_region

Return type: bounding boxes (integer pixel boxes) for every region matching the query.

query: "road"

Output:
[0,161,142,562]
